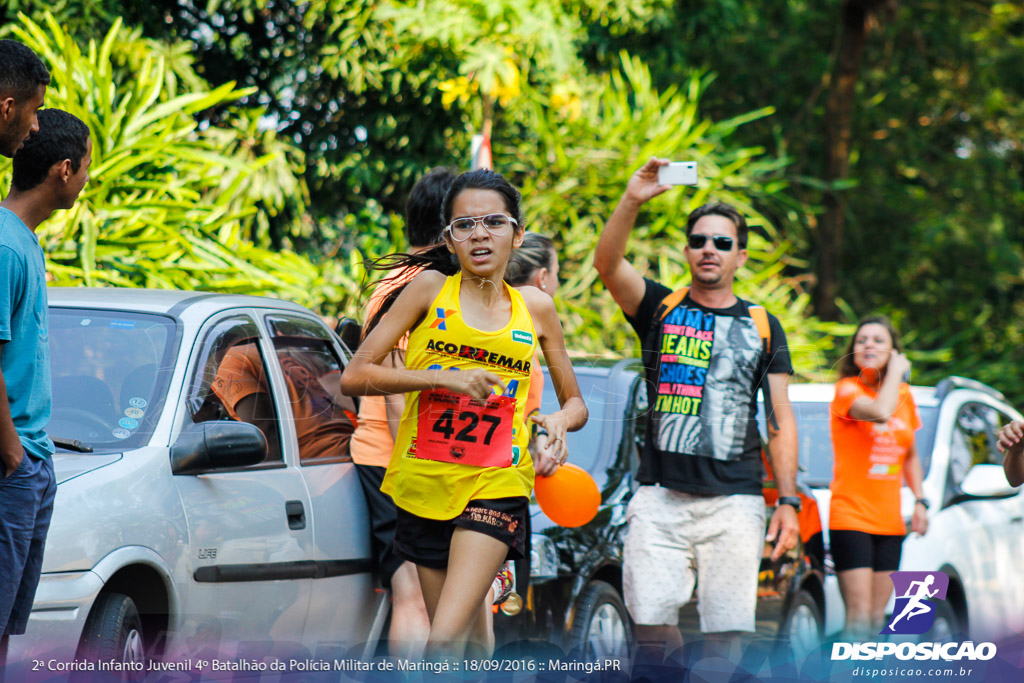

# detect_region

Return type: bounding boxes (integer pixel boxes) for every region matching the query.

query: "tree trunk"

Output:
[817,0,890,320]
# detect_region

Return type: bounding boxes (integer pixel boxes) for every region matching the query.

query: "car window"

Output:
[186,316,284,464]
[49,308,177,452]
[265,314,358,465]
[540,370,615,476]
[946,403,1006,499]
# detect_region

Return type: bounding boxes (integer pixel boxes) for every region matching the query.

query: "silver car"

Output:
[9,288,386,672]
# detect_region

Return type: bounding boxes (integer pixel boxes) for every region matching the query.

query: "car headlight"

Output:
[530,533,558,584]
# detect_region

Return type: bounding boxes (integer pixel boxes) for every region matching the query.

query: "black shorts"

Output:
[830,529,905,572]
[354,464,403,587]
[394,497,529,569]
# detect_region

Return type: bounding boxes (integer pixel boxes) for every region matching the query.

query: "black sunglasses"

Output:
[687,234,736,251]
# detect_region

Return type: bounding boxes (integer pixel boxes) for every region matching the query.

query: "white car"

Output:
[787,380,1024,641]
[9,288,386,673]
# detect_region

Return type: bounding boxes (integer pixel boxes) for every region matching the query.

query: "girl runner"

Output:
[341,170,587,659]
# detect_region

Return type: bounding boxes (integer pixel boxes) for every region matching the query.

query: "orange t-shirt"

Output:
[523,355,543,421]
[829,376,922,535]
[350,266,421,467]
[213,344,356,461]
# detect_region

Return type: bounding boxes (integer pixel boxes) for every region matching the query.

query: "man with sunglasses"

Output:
[594,157,799,668]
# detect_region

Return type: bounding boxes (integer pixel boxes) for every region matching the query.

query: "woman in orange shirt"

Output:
[829,316,928,639]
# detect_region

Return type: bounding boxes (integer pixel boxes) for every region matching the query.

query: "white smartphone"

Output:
[658,161,698,186]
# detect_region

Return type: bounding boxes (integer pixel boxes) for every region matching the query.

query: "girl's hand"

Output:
[531,412,570,466]
[997,420,1024,453]
[443,368,505,400]
[532,433,560,477]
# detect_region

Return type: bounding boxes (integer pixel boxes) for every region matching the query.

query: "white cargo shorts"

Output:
[622,484,766,633]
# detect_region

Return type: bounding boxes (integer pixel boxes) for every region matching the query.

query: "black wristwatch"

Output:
[777,496,802,513]
[915,497,930,510]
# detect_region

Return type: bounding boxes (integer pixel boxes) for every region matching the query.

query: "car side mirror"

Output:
[959,463,1018,499]
[171,422,268,475]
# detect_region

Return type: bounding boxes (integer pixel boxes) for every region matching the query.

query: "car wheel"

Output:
[782,588,823,660]
[77,593,146,678]
[928,597,964,643]
[569,580,633,660]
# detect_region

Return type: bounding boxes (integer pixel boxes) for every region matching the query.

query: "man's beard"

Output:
[691,268,723,286]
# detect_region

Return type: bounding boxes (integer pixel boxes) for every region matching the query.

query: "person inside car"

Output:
[211,340,357,462]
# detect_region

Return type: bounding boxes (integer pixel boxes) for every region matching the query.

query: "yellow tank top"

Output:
[382,273,538,519]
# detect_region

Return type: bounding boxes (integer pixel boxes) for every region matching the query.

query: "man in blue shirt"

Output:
[0,40,49,158]
[1,108,91,670]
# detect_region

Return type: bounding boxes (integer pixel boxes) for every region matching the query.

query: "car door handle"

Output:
[286,500,306,530]
[1011,516,1024,524]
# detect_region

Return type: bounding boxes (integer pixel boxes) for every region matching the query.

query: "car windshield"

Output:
[540,370,620,476]
[779,401,940,488]
[49,308,178,452]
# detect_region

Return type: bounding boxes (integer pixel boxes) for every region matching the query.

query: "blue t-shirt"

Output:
[0,207,53,460]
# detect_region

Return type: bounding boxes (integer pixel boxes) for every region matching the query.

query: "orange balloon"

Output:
[534,463,600,528]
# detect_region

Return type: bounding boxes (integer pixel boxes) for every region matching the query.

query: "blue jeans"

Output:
[0,452,56,636]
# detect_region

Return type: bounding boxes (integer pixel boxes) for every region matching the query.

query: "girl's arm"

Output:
[849,351,911,423]
[520,287,588,464]
[904,440,928,535]
[341,271,505,400]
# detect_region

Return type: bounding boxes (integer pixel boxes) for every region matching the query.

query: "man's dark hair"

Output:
[0,40,50,98]
[685,202,749,249]
[12,109,90,192]
[405,167,456,247]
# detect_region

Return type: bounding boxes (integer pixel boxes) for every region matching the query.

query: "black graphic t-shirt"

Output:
[626,279,793,495]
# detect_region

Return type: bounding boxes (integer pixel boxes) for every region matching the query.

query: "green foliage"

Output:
[580,0,1024,403]
[505,54,848,377]
[0,14,325,305]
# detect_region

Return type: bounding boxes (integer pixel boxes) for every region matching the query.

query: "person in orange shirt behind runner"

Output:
[348,167,455,659]
[829,315,929,640]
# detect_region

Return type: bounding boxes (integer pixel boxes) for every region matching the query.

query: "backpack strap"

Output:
[655,286,689,321]
[748,304,778,431]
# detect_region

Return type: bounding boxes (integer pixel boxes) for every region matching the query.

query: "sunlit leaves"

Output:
[0,13,323,305]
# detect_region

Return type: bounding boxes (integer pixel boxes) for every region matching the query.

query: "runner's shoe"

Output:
[491,562,515,605]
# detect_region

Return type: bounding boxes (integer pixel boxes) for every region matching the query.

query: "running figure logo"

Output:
[883,571,950,635]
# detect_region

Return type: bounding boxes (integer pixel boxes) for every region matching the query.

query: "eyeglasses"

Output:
[687,234,737,251]
[445,213,518,242]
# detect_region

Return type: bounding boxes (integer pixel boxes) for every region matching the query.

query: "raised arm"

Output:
[594,157,670,318]
[521,288,588,465]
[848,352,911,423]
[340,271,505,400]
